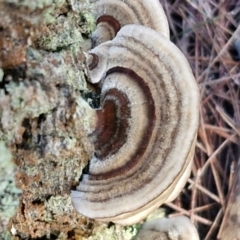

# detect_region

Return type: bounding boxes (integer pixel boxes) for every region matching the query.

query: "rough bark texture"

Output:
[0,0,97,239]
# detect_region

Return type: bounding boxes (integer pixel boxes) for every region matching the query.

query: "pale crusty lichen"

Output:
[44,195,73,219]
[0,0,99,238]
[1,42,95,237]
[36,0,95,51]
[0,79,56,144]
[62,45,88,90]
[69,0,95,35]
[80,209,166,240]
[83,224,140,240]
[0,231,12,240]
[36,15,84,51]
[0,141,21,232]
[4,0,65,11]
[0,69,3,82]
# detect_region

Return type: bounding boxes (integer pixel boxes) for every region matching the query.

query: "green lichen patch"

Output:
[0,141,21,232]
[4,0,64,11]
[35,0,95,51]
[0,231,13,240]
[45,195,73,220]
[82,208,167,240]
[83,224,140,240]
[0,0,97,238]
[0,69,3,82]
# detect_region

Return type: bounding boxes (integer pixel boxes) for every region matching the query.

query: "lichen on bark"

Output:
[0,142,21,232]
[0,0,98,238]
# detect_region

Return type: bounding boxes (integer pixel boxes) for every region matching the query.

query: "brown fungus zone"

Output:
[93,66,156,179]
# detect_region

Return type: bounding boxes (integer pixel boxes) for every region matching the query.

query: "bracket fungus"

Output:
[71,24,199,225]
[91,0,170,47]
[135,216,200,240]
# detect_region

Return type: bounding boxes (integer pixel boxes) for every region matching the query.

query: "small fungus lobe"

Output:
[91,0,170,47]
